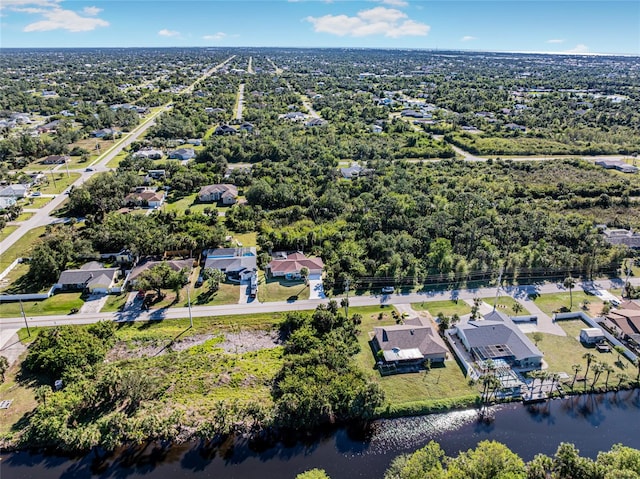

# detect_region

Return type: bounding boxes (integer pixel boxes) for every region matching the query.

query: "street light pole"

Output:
[19,300,30,337]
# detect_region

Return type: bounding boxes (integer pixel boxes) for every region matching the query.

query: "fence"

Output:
[553,311,638,363]
[0,286,57,303]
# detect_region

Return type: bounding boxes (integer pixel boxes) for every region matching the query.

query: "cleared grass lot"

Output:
[412,299,471,318]
[532,291,605,316]
[351,305,477,414]
[0,292,84,318]
[257,272,309,302]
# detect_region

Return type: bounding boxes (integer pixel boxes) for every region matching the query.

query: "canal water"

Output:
[3,391,640,479]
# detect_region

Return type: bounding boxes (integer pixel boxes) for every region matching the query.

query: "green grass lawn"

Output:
[13,212,34,222]
[351,305,477,411]
[230,231,257,247]
[493,295,530,316]
[100,292,129,312]
[412,299,471,318]
[192,281,239,306]
[163,193,218,215]
[105,151,128,169]
[0,225,18,242]
[528,319,635,389]
[19,197,52,209]
[532,291,605,316]
[0,292,84,318]
[0,263,33,293]
[36,173,80,194]
[0,226,46,267]
[257,273,309,302]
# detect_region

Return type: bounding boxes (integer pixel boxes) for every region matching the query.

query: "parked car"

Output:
[85,167,94,172]
[31,191,42,197]
[381,286,394,294]
[195,276,204,287]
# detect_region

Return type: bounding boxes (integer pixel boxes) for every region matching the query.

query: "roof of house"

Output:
[128,258,193,282]
[607,302,640,337]
[198,184,238,197]
[169,148,195,158]
[374,316,447,362]
[57,267,119,289]
[581,328,605,338]
[0,184,28,197]
[340,164,363,179]
[457,310,543,361]
[204,247,257,272]
[267,252,324,274]
[125,190,164,203]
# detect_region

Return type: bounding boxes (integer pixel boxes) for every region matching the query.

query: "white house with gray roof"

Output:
[455,310,543,370]
[55,263,120,294]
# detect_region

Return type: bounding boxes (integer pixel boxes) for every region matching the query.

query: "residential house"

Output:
[599,227,640,249]
[124,188,165,208]
[372,315,448,370]
[168,148,196,161]
[214,125,237,135]
[280,111,306,121]
[41,155,70,165]
[127,258,193,285]
[198,184,238,204]
[401,109,423,118]
[146,169,166,179]
[0,184,29,198]
[205,107,226,115]
[595,159,638,174]
[55,262,120,294]
[203,247,257,280]
[133,148,164,160]
[186,138,202,146]
[454,310,543,370]
[37,120,60,134]
[504,123,527,132]
[371,124,383,133]
[91,128,116,138]
[580,328,605,345]
[0,197,17,209]
[605,300,640,343]
[340,163,363,179]
[266,252,324,280]
[239,122,255,133]
[305,118,327,128]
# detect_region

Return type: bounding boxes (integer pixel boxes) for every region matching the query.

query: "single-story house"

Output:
[186,138,202,146]
[371,125,383,133]
[124,189,165,208]
[340,163,363,179]
[454,310,543,370]
[37,120,60,133]
[0,184,29,198]
[239,122,254,132]
[504,123,527,132]
[605,301,640,343]
[41,155,69,165]
[280,111,306,121]
[91,128,116,138]
[595,159,638,174]
[401,109,423,118]
[133,148,164,160]
[146,169,166,179]
[599,227,640,249]
[580,328,605,345]
[214,125,237,135]
[204,247,257,280]
[55,263,120,294]
[205,107,226,115]
[168,148,196,161]
[266,252,324,279]
[372,316,448,368]
[127,258,193,285]
[0,197,17,209]
[305,118,327,128]
[198,184,238,204]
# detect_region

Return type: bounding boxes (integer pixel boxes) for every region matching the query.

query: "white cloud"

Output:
[460,35,476,42]
[565,43,589,54]
[4,0,108,32]
[24,7,108,32]
[306,6,429,38]
[379,0,409,6]
[203,32,226,40]
[158,28,180,37]
[82,6,102,16]
[546,39,565,44]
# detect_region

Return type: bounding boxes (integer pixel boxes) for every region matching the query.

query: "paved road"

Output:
[235,83,245,120]
[1,276,634,329]
[0,56,235,260]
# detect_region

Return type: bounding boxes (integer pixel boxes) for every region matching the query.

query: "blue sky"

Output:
[1,1,638,54]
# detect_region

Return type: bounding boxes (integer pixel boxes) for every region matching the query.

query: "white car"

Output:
[381,286,394,294]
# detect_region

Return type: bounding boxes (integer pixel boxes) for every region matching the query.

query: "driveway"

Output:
[239,279,259,304]
[79,293,109,314]
[308,274,325,299]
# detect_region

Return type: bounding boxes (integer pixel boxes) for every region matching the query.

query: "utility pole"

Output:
[186,284,193,329]
[493,265,504,312]
[344,278,350,318]
[48,168,57,190]
[19,300,30,337]
[64,158,70,178]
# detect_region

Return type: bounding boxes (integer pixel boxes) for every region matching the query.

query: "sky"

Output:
[1,0,639,55]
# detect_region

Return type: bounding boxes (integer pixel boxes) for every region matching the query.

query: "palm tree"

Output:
[583,352,596,383]
[564,276,577,310]
[591,362,605,390]
[603,364,614,389]
[616,373,628,389]
[512,302,523,315]
[614,345,626,366]
[571,364,582,390]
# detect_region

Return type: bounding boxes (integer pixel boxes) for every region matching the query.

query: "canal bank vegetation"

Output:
[383,440,640,479]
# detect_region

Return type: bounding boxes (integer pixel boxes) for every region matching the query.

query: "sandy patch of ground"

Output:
[107,330,281,361]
